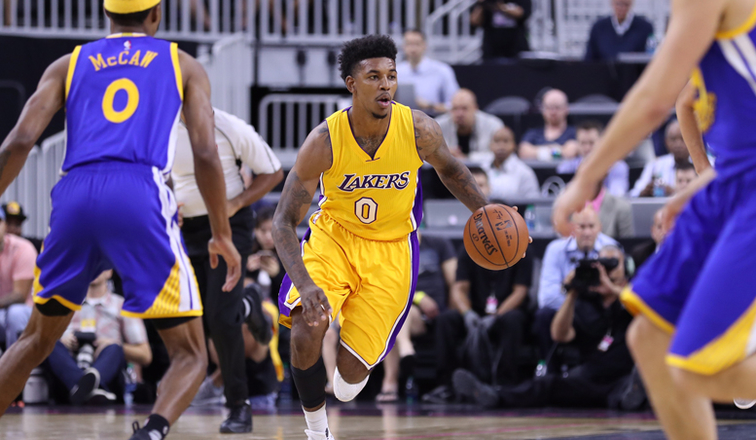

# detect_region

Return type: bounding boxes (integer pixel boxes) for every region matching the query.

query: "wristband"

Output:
[413,291,427,306]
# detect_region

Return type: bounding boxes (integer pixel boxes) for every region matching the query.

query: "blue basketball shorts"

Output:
[33,162,201,319]
[621,171,756,375]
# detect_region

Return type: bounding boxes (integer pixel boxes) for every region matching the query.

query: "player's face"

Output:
[403,32,426,63]
[350,58,398,120]
[576,128,600,157]
[490,128,515,160]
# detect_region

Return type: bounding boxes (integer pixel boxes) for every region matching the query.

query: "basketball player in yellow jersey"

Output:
[273,35,489,440]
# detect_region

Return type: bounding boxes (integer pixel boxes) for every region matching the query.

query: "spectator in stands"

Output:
[673,161,697,194]
[482,127,540,200]
[584,0,655,61]
[2,202,43,252]
[630,120,691,197]
[396,29,460,115]
[470,0,532,59]
[173,108,283,433]
[378,230,457,402]
[631,209,665,270]
[589,178,634,239]
[45,270,152,405]
[519,89,579,161]
[0,208,36,352]
[435,89,504,158]
[557,121,629,197]
[453,245,636,410]
[246,206,286,301]
[534,207,617,366]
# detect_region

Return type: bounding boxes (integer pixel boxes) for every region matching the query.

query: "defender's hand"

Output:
[299,283,332,327]
[208,235,242,291]
[553,176,597,237]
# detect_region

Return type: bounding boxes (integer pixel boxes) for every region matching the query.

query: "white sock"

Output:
[303,404,328,434]
[333,367,369,402]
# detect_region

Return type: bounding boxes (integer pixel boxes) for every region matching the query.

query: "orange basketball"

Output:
[463,204,529,271]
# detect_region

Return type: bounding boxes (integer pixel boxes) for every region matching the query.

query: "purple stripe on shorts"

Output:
[381,230,420,363]
[412,167,424,228]
[277,228,312,317]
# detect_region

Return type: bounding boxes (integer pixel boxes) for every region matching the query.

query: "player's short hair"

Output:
[675,160,696,172]
[108,7,154,27]
[338,35,398,81]
[576,119,604,134]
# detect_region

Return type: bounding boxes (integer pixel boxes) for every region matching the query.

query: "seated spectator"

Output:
[396,29,459,115]
[435,89,504,158]
[588,178,634,239]
[557,121,629,197]
[519,89,579,161]
[631,209,666,270]
[192,286,282,409]
[245,206,285,300]
[378,229,457,402]
[2,201,43,252]
[630,120,696,197]
[44,270,152,405]
[470,0,532,59]
[0,208,36,352]
[534,207,618,364]
[674,160,697,194]
[454,245,637,410]
[482,127,540,200]
[585,0,655,61]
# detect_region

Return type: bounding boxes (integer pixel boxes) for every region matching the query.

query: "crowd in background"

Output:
[0,0,705,415]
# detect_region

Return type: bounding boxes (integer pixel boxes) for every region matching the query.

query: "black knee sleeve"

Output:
[291,357,327,409]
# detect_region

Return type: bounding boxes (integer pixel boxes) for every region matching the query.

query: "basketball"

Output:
[463,204,530,271]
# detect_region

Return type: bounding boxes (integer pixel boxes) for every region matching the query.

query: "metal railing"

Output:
[258,93,345,151]
[197,34,253,122]
[424,0,480,64]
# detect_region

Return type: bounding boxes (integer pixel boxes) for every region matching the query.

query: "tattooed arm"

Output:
[413,110,487,212]
[0,55,69,196]
[272,122,333,326]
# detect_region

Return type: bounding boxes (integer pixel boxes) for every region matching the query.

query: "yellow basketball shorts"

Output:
[278,212,418,369]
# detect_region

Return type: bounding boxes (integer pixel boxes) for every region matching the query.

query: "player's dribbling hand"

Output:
[299,283,332,327]
[208,235,242,291]
[552,176,596,237]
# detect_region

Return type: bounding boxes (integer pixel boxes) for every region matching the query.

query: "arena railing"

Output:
[196,34,253,122]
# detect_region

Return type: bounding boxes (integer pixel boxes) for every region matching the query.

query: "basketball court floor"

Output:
[3,402,756,439]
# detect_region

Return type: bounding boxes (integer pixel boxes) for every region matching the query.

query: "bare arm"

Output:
[179,50,240,290]
[553,0,727,234]
[123,342,152,366]
[228,169,284,216]
[272,122,332,326]
[497,284,527,315]
[551,290,578,343]
[450,280,472,313]
[0,55,68,196]
[676,81,712,174]
[0,279,33,308]
[414,110,487,212]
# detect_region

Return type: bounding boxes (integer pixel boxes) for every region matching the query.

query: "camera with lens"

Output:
[566,257,620,299]
[74,331,97,369]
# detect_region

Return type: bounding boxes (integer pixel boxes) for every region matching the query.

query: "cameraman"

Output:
[453,245,636,409]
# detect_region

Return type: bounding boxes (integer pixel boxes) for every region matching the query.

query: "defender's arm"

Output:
[272,122,333,326]
[0,55,68,195]
[413,110,487,212]
[676,81,712,174]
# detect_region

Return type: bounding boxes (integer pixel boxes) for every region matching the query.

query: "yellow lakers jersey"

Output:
[317,102,424,241]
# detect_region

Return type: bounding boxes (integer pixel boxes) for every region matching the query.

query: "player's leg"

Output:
[0,303,72,416]
[627,316,716,440]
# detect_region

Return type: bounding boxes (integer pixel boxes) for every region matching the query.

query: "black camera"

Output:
[566,258,619,298]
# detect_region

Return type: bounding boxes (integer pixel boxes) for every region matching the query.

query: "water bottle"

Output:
[652,174,665,197]
[646,34,658,54]
[534,360,547,378]
[124,363,137,407]
[524,205,537,232]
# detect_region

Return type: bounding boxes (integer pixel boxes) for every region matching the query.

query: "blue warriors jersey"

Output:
[64,33,183,175]
[693,5,756,177]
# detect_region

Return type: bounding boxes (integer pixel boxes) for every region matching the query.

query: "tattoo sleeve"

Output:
[414,111,488,212]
